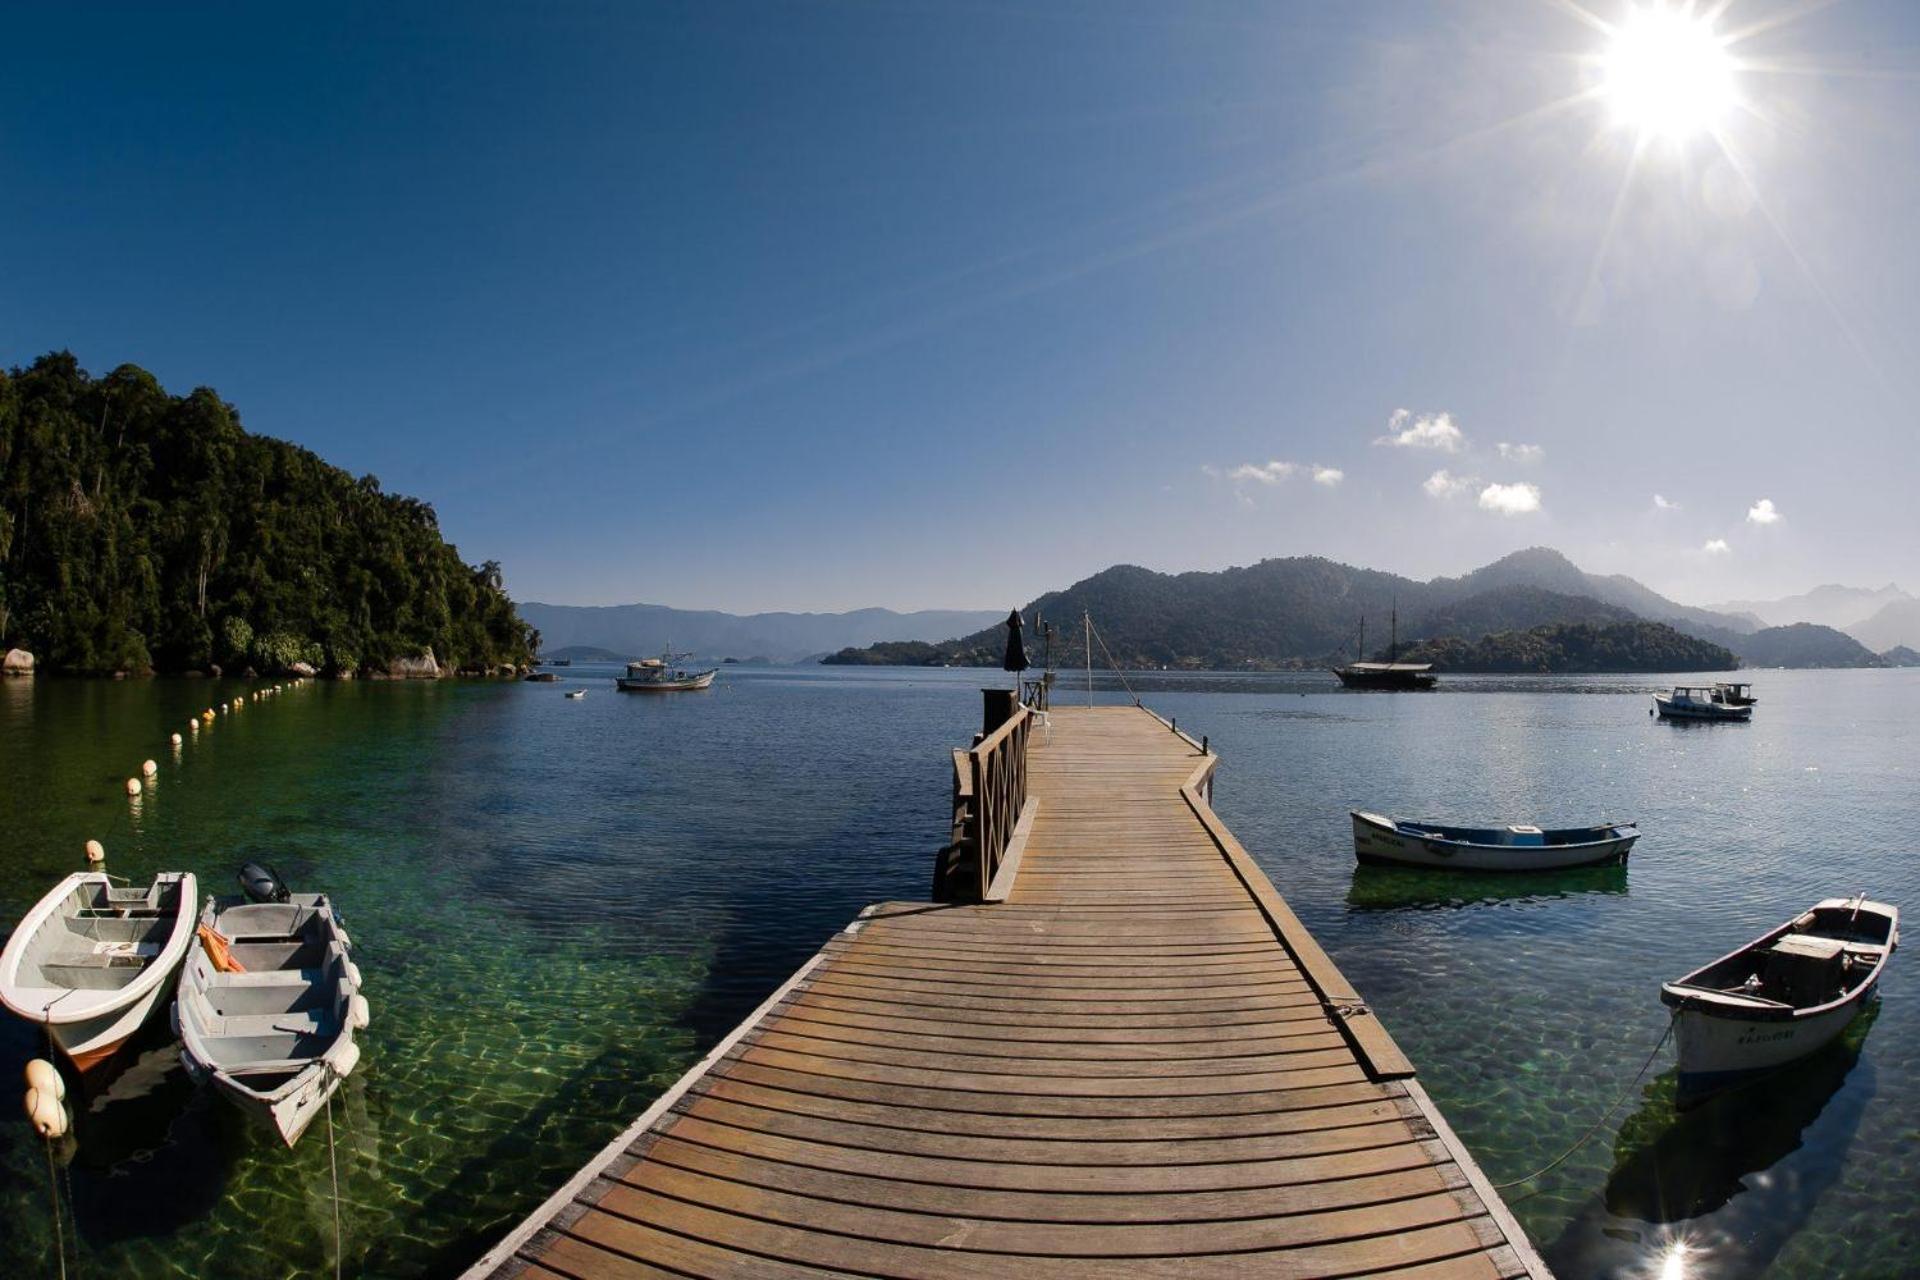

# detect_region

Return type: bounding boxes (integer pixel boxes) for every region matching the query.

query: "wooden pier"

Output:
[466,704,1550,1279]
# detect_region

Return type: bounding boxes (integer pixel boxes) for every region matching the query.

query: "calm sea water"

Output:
[1,665,1915,1278]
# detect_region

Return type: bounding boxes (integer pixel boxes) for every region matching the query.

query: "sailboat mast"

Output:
[1389,605,1397,665]
[1085,611,1093,706]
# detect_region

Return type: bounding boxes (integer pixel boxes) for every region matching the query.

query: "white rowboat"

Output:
[1661,896,1898,1104]
[0,872,198,1072]
[175,892,366,1146]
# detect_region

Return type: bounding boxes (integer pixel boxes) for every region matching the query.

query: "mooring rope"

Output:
[1084,616,1142,708]
[43,1136,68,1280]
[325,1084,343,1280]
[1492,1011,1677,1195]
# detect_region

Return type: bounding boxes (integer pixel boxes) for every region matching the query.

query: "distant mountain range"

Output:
[824,547,1898,671]
[1711,583,1910,630]
[518,601,1003,663]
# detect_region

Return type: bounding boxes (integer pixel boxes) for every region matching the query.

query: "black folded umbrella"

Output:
[1001,609,1029,673]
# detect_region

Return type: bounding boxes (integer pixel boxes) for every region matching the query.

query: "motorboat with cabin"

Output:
[0,872,198,1072]
[1661,896,1897,1104]
[616,650,717,692]
[1331,609,1435,691]
[1351,812,1638,871]
[1655,685,1752,721]
[173,864,367,1146]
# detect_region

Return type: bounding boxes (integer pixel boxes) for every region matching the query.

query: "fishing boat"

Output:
[1331,609,1436,691]
[1350,812,1638,871]
[1661,896,1898,1103]
[174,865,367,1146]
[565,688,586,699]
[1655,685,1752,720]
[1715,681,1758,706]
[615,651,717,692]
[0,872,198,1072]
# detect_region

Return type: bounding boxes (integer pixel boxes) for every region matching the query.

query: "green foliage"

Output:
[0,353,535,675]
[221,614,254,665]
[1395,622,1736,673]
[251,629,318,673]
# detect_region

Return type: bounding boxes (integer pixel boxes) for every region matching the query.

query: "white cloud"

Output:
[1653,494,1680,510]
[1311,465,1344,487]
[1477,481,1542,515]
[1376,409,1464,452]
[1230,460,1296,485]
[1703,538,1731,555]
[1747,497,1782,525]
[1423,468,1476,499]
[1496,442,1544,464]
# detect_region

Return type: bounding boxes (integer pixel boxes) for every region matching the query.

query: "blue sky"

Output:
[5,1,1917,611]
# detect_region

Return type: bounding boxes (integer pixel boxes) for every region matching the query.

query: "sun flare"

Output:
[1602,5,1737,139]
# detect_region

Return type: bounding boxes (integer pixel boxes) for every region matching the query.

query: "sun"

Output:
[1602,5,1737,140]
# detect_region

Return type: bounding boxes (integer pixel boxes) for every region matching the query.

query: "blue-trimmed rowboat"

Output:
[1350,811,1638,871]
[1661,896,1898,1105]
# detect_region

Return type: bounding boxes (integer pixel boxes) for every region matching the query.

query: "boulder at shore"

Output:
[388,648,443,679]
[2,648,34,676]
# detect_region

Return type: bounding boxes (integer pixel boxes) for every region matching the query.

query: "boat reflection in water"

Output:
[1346,861,1627,912]
[1542,1002,1877,1279]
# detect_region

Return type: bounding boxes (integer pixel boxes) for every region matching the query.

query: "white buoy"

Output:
[23,1085,67,1139]
[142,758,158,777]
[348,994,371,1030]
[25,1058,65,1103]
[171,733,183,746]
[85,839,105,864]
[330,1042,362,1079]
[125,777,143,797]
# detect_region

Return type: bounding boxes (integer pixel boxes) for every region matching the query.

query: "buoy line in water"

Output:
[1491,1010,1678,1198]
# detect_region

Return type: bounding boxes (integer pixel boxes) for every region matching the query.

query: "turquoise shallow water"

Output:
[1,666,1916,1278]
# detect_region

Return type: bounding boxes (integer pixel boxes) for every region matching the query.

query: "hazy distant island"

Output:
[0,353,535,677]
[824,548,1897,673]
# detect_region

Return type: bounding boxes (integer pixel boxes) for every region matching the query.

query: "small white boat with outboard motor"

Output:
[0,871,198,1072]
[1654,685,1752,721]
[173,863,368,1146]
[1350,812,1639,871]
[1661,895,1898,1105]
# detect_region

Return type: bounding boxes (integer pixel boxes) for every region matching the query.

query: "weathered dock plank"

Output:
[465,704,1549,1280]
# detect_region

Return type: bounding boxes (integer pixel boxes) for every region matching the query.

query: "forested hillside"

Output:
[0,353,534,675]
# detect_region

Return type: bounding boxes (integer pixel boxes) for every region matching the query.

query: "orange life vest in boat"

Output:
[197,924,245,973]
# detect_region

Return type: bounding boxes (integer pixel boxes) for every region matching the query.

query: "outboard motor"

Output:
[237,862,290,904]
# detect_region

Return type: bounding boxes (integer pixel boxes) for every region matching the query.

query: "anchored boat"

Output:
[1351,812,1638,871]
[616,651,717,692]
[1654,685,1752,721]
[174,865,367,1146]
[1331,609,1436,690]
[0,872,198,1071]
[1661,896,1898,1104]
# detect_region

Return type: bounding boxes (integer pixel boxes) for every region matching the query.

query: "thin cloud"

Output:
[1478,481,1542,515]
[1229,460,1297,484]
[1376,409,1464,452]
[1312,465,1344,487]
[1423,468,1476,499]
[1496,442,1544,464]
[1703,538,1731,555]
[1653,494,1680,510]
[1747,498,1782,525]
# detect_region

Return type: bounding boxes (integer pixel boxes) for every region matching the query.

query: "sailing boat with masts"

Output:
[1331,606,1437,690]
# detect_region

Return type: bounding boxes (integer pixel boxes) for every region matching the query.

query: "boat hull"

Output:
[1333,668,1435,690]
[615,670,716,692]
[1351,812,1636,871]
[1654,697,1750,721]
[1670,989,1874,1101]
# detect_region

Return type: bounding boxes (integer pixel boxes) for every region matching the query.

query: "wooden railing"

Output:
[1021,673,1053,710]
[944,703,1032,902]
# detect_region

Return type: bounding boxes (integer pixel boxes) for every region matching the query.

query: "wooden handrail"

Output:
[939,704,1032,902]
